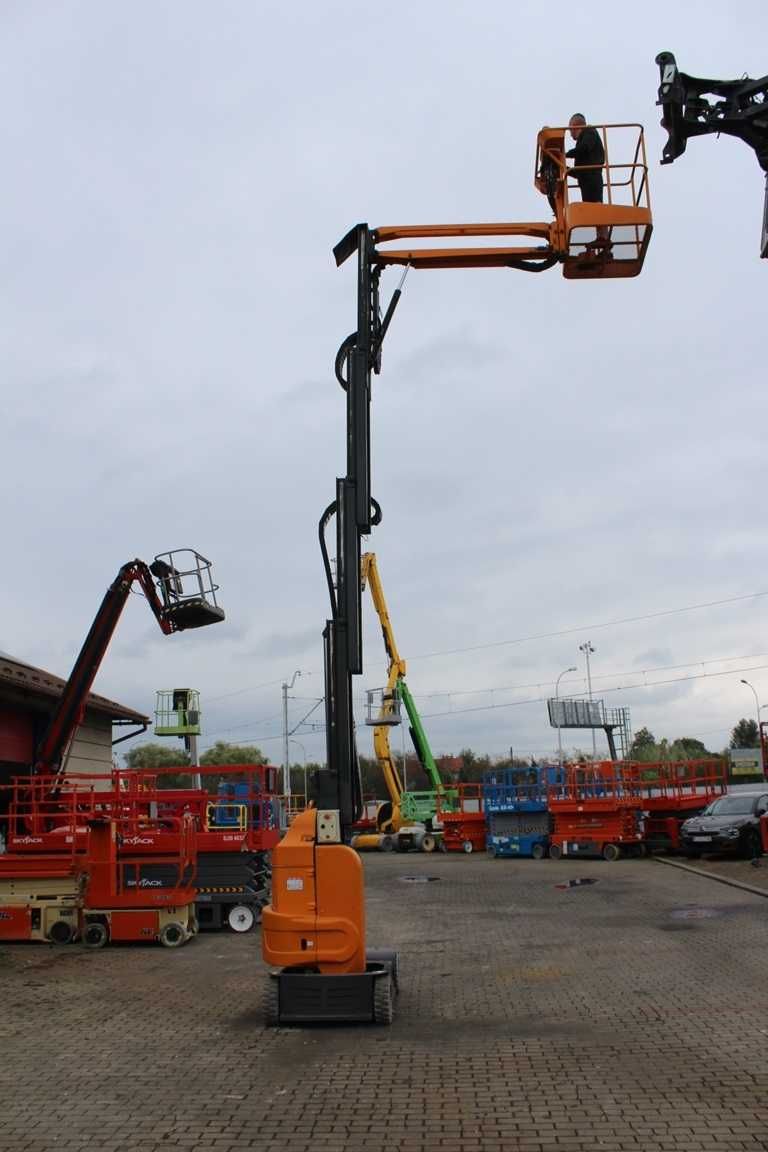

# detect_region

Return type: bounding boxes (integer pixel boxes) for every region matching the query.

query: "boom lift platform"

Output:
[370,124,651,278]
[30,549,223,790]
[656,53,768,258]
[262,127,652,1026]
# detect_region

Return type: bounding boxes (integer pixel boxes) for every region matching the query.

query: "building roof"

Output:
[0,653,149,724]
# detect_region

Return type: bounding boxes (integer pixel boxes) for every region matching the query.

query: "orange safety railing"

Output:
[535,123,652,278]
[435,782,484,819]
[620,758,727,810]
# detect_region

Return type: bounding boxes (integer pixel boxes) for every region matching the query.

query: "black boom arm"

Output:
[656,52,768,257]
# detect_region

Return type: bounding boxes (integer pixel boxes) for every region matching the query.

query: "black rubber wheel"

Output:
[263,977,280,1027]
[380,836,395,852]
[549,843,562,860]
[603,843,621,862]
[742,830,762,859]
[83,921,109,950]
[48,919,75,945]
[159,921,186,948]
[373,974,394,1025]
[462,840,473,854]
[487,844,497,859]
[531,842,546,861]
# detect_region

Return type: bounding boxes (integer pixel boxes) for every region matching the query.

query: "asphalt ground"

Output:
[2,852,768,1152]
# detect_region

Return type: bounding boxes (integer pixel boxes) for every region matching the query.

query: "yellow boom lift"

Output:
[352,552,448,853]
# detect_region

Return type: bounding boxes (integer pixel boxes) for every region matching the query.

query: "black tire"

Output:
[549,843,562,860]
[531,843,545,861]
[373,974,394,1025]
[487,844,497,859]
[742,829,762,859]
[83,921,109,950]
[263,977,280,1027]
[462,840,473,855]
[380,836,395,853]
[603,843,621,862]
[421,834,436,854]
[48,920,75,945]
[159,921,187,948]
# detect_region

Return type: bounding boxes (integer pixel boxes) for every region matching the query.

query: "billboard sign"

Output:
[729,748,763,776]
[547,698,605,729]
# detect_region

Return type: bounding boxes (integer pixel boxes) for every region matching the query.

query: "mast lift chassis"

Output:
[262,810,398,1024]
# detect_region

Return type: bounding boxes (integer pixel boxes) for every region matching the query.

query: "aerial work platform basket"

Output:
[155,688,202,737]
[150,549,225,631]
[366,124,651,281]
[536,123,652,279]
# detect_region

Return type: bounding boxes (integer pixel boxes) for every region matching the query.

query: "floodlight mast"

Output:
[655,52,768,258]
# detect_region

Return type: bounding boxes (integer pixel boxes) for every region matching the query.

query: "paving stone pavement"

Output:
[1,854,768,1151]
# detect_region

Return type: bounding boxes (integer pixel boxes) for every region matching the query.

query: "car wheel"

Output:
[742,829,762,859]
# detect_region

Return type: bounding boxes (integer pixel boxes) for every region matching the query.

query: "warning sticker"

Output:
[286,877,304,891]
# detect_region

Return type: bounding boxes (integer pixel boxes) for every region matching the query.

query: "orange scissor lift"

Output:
[0,784,198,947]
[0,785,82,943]
[547,762,644,862]
[436,783,486,854]
[620,758,727,852]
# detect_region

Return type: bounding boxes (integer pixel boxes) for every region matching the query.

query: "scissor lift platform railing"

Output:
[548,766,643,861]
[436,783,486,853]
[621,759,727,850]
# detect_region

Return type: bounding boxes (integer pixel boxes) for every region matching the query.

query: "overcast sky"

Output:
[3,2,767,768]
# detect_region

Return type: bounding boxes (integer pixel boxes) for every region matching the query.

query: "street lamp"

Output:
[739,679,763,774]
[289,739,308,805]
[282,670,304,799]
[556,666,577,768]
[579,641,596,759]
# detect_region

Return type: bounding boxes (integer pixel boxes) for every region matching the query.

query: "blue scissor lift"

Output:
[484,766,560,859]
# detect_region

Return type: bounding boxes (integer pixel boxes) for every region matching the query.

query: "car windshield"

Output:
[703,795,760,816]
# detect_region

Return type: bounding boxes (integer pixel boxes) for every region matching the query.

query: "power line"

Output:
[399,650,768,701]
[416,661,768,721]
[406,590,768,661]
[206,677,285,703]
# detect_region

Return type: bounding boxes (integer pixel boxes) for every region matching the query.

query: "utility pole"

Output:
[282,671,303,800]
[579,642,596,760]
